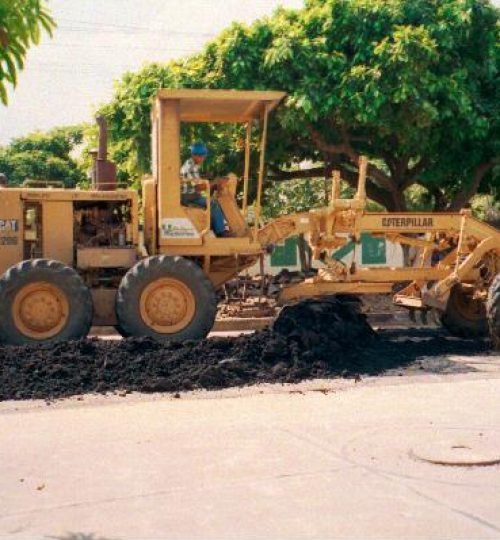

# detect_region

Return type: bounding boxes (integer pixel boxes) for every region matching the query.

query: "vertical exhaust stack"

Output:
[94,116,117,191]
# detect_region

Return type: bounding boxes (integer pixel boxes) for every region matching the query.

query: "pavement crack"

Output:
[278,426,500,535]
[401,483,500,534]
[0,464,358,520]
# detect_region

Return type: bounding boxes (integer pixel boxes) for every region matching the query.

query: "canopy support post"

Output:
[242,121,252,217]
[253,105,269,238]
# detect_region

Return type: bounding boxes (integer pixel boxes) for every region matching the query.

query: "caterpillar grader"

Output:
[0,89,498,347]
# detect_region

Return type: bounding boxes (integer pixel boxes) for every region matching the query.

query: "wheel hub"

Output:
[13,282,69,339]
[140,278,195,333]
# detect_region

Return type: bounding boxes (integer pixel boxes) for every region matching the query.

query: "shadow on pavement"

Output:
[47,532,120,540]
[372,327,493,376]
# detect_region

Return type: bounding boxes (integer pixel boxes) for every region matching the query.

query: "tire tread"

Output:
[0,259,93,345]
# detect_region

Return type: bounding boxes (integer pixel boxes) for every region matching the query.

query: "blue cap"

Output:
[190,142,208,156]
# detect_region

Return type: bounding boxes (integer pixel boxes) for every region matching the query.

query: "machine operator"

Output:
[180,142,228,237]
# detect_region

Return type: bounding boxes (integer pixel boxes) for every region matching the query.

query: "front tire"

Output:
[439,284,488,338]
[116,255,217,342]
[0,259,93,345]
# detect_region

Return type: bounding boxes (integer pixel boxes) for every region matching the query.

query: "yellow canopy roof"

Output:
[155,88,286,122]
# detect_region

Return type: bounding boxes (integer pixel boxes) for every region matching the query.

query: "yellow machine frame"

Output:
[0,88,498,345]
[259,159,499,310]
[143,89,499,312]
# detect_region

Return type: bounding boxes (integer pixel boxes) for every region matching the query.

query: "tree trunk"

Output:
[448,161,497,211]
[429,186,448,210]
[390,189,407,211]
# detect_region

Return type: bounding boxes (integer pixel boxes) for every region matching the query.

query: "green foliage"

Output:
[0,126,86,187]
[0,0,55,104]
[471,193,500,222]
[262,177,367,219]
[404,184,434,211]
[98,0,499,212]
[262,178,328,219]
[263,0,499,208]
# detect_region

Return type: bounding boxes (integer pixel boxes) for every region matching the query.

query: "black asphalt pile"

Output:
[0,298,491,401]
[0,297,381,401]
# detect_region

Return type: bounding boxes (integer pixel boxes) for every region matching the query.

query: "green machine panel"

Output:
[332,233,386,265]
[270,237,298,267]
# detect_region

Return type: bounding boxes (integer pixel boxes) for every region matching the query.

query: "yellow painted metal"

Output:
[142,175,157,256]
[0,188,23,272]
[331,170,341,201]
[242,121,252,216]
[351,267,453,282]
[19,188,135,202]
[12,281,69,339]
[374,233,436,249]
[356,213,464,234]
[355,156,368,201]
[216,176,248,237]
[139,277,196,334]
[42,201,73,265]
[158,237,263,257]
[77,247,136,269]
[204,179,211,235]
[253,104,269,239]
[155,89,285,122]
[0,187,139,276]
[280,280,394,302]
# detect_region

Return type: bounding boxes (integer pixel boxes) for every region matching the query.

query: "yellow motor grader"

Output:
[0,89,498,347]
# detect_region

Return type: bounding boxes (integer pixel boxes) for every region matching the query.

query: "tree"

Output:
[98,0,499,212]
[0,0,55,104]
[0,126,86,187]
[208,0,499,210]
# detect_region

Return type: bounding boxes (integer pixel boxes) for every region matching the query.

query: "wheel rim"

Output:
[139,277,196,334]
[13,282,69,339]
[451,287,485,322]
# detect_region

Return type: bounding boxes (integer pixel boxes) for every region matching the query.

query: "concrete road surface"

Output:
[1,367,500,539]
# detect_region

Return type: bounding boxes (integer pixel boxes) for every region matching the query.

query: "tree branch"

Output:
[268,167,325,181]
[400,156,430,191]
[307,124,350,155]
[448,160,498,210]
[307,123,397,194]
[408,156,430,178]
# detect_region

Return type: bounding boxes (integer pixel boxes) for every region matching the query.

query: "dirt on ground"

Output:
[0,297,493,401]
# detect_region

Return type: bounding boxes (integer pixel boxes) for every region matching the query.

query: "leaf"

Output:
[0,83,8,105]
[3,53,17,86]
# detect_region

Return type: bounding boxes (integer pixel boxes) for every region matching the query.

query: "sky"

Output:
[0,0,303,145]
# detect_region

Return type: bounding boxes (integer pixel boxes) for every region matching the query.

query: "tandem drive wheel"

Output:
[0,259,93,345]
[116,255,217,342]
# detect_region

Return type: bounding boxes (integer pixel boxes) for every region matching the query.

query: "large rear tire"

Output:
[116,255,217,342]
[487,274,500,350]
[439,284,488,338]
[0,259,93,345]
